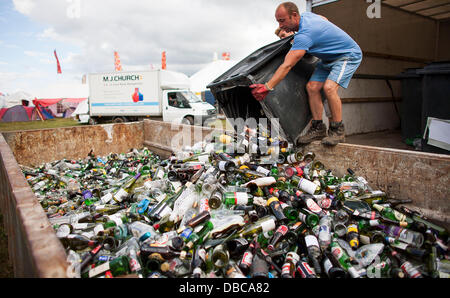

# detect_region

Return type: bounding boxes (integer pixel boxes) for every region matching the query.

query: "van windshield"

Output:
[181,91,202,103]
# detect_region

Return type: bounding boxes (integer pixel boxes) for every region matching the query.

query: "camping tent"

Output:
[190,59,238,105]
[33,98,87,118]
[0,105,41,122]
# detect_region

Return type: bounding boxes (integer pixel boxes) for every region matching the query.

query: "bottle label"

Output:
[331,245,343,259]
[256,166,270,176]
[110,214,123,226]
[401,262,421,278]
[393,210,406,222]
[318,197,332,209]
[298,213,307,223]
[234,192,249,205]
[198,154,210,163]
[199,198,210,213]
[129,255,142,272]
[306,199,322,214]
[261,218,276,233]
[323,258,333,275]
[276,225,289,235]
[100,193,112,204]
[218,161,228,171]
[360,234,370,245]
[241,251,253,267]
[143,179,153,190]
[72,223,89,230]
[155,169,164,180]
[281,263,292,276]
[89,261,110,278]
[113,188,128,202]
[94,224,104,236]
[297,261,314,278]
[305,235,319,248]
[298,178,317,195]
[180,228,193,241]
[357,176,368,185]
[287,154,297,164]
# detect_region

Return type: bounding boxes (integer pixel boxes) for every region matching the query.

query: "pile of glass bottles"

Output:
[21,128,449,279]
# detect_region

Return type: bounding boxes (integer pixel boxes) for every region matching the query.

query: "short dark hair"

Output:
[280,2,299,16]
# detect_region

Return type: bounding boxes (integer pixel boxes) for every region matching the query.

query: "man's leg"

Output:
[323,79,342,122]
[321,79,345,146]
[307,81,325,120]
[295,80,328,145]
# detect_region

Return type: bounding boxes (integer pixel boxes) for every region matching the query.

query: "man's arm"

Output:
[266,49,306,90]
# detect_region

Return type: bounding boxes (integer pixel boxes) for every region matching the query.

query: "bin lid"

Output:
[207,36,296,89]
[397,68,423,78]
[417,61,450,75]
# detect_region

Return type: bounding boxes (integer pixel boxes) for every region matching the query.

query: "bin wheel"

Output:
[182,116,194,125]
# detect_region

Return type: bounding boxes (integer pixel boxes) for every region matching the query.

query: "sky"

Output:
[0,0,293,98]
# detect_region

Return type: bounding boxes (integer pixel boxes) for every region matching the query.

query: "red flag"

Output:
[222,52,230,60]
[162,51,166,70]
[54,50,62,74]
[114,51,122,71]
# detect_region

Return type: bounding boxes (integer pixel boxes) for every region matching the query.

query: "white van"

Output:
[78,69,216,125]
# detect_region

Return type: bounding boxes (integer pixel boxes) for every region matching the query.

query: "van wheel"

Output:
[182,116,194,125]
[112,116,127,123]
[88,117,97,125]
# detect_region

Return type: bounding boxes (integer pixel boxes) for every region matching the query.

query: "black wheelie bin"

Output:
[417,61,450,154]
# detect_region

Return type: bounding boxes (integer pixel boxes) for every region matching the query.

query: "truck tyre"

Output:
[88,117,97,125]
[112,116,127,123]
[182,116,194,126]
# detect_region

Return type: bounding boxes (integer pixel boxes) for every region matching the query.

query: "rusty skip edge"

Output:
[1,119,449,277]
[0,133,69,278]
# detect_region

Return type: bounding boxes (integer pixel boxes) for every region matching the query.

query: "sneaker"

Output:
[322,122,346,146]
[295,122,327,145]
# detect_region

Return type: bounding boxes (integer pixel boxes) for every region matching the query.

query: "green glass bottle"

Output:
[112,172,141,204]
[186,221,214,250]
[330,240,361,278]
[103,212,129,228]
[280,202,299,222]
[257,230,274,248]
[222,191,253,206]
[372,204,414,227]
[298,208,319,228]
[83,255,130,278]
[239,215,277,239]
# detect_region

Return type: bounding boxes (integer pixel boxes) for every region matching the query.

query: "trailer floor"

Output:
[345,129,413,151]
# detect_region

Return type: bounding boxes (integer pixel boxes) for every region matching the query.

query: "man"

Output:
[250,2,362,146]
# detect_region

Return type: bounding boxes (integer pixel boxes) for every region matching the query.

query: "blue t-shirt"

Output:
[291,12,361,62]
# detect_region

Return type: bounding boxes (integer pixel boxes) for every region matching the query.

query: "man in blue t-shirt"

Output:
[250,2,362,146]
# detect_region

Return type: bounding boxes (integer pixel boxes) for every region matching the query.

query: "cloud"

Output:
[15,0,282,76]
[12,0,36,15]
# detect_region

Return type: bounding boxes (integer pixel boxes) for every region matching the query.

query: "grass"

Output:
[0,118,82,132]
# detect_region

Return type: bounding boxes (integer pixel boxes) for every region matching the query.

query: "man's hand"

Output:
[250,84,271,101]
